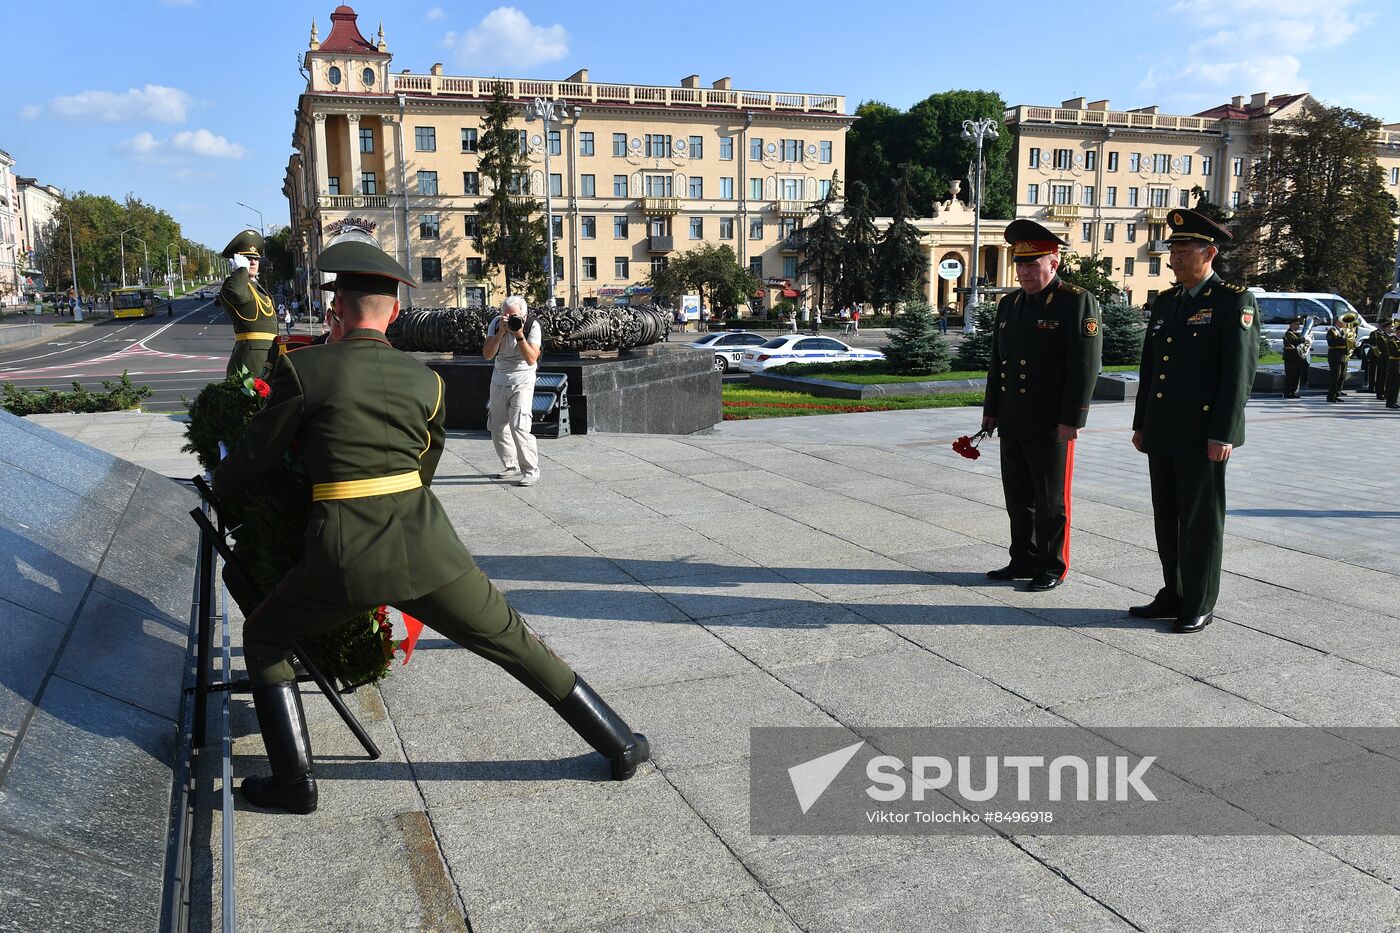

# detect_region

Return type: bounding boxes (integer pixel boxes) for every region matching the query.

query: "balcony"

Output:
[1146,207,1171,223]
[642,197,680,215]
[317,194,391,209]
[1046,204,1079,222]
[774,200,809,217]
[780,232,808,252]
[647,235,674,253]
[1148,240,1171,254]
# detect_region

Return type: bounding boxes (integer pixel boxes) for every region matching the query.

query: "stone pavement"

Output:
[24,391,1400,932]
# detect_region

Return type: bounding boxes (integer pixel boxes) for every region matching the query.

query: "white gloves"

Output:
[230,254,250,272]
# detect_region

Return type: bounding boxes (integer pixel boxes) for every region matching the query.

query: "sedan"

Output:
[690,331,769,373]
[737,335,885,373]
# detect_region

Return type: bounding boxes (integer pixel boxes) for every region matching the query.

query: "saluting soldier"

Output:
[219,229,280,378]
[1324,317,1350,403]
[982,219,1102,592]
[1373,318,1393,402]
[1129,209,1260,633]
[1281,317,1307,399]
[214,238,648,814]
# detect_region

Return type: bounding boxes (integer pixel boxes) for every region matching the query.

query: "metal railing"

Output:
[1007,105,1226,134]
[1046,204,1080,221]
[641,197,680,215]
[391,74,845,113]
[317,194,391,209]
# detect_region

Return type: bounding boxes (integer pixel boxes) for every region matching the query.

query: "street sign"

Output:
[938,258,963,281]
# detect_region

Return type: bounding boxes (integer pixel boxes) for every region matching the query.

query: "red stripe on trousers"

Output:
[1060,439,1075,580]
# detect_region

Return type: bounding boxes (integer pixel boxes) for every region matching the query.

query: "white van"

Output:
[1249,290,1374,358]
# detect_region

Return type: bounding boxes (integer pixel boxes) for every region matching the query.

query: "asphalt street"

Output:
[0,296,234,412]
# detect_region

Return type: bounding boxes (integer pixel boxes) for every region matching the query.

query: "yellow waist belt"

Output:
[234,331,279,342]
[311,471,423,501]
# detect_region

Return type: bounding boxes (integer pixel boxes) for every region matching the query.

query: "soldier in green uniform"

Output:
[1129,209,1260,633]
[214,239,648,814]
[1384,323,1400,410]
[218,229,280,378]
[1373,318,1393,401]
[1324,317,1350,403]
[982,219,1102,592]
[1281,317,1307,398]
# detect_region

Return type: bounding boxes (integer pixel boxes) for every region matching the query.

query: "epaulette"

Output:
[1058,281,1085,295]
[1220,281,1246,292]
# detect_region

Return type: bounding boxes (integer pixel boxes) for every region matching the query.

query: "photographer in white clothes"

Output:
[482,295,543,486]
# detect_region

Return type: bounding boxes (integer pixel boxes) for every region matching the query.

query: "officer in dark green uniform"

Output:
[983,219,1102,592]
[218,229,279,378]
[1324,318,1349,402]
[1373,318,1393,401]
[1281,317,1307,398]
[214,239,649,814]
[1129,209,1259,633]
[1384,323,1400,410]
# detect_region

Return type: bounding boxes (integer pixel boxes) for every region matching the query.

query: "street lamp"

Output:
[524,98,578,307]
[961,116,1000,333]
[165,243,178,299]
[236,201,265,235]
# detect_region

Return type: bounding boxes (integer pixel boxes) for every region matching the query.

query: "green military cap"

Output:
[317,238,418,292]
[1166,208,1232,245]
[1005,219,1070,262]
[318,279,337,291]
[222,228,265,259]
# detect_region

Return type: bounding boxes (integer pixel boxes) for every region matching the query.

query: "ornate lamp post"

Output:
[961,117,999,333]
[525,98,579,307]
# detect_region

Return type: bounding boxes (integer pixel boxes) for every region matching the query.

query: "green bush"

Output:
[955,301,999,371]
[884,300,952,375]
[1101,301,1145,366]
[1,372,152,416]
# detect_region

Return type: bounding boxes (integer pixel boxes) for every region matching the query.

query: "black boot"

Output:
[554,676,650,780]
[1128,590,1181,619]
[241,682,318,814]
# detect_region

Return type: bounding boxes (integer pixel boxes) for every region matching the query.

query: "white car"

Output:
[690,331,769,373]
[737,335,885,373]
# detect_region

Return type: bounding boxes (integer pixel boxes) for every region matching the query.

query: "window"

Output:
[1232,158,1244,176]
[613,216,629,238]
[820,141,832,163]
[419,214,440,239]
[1153,153,1169,173]
[548,130,561,155]
[719,217,734,239]
[1231,191,1241,208]
[1051,184,1072,204]
[518,130,528,153]
[1149,187,1169,207]
[1085,150,1097,172]
[581,215,596,238]
[615,256,629,279]
[1129,152,1141,172]
[650,256,668,274]
[648,217,670,238]
[1202,156,1213,175]
[782,139,801,162]
[327,66,342,86]
[420,257,442,282]
[819,179,831,198]
[464,214,480,238]
[1108,151,1119,172]
[549,174,563,197]
[720,177,734,200]
[580,174,595,197]
[1104,222,1115,243]
[463,171,480,195]
[783,255,798,279]
[417,171,438,195]
[749,217,763,240]
[1082,185,1095,206]
[551,216,563,240]
[689,217,703,239]
[1128,187,1140,207]
[750,178,763,200]
[363,68,375,87]
[778,217,798,238]
[1148,257,1162,276]
[720,136,734,160]
[415,126,436,151]
[361,171,377,195]
[748,257,763,277]
[688,176,704,198]
[1026,183,1039,204]
[613,175,628,197]
[582,257,597,279]
[328,176,340,195]
[750,137,763,161]
[613,133,627,156]
[645,134,672,158]
[1181,155,1193,174]
[461,128,478,153]
[1081,222,1093,242]
[779,177,802,200]
[360,127,374,153]
[465,258,483,278]
[1105,186,1117,206]
[507,172,526,195]
[554,256,565,282]
[1391,166,1400,186]
[1126,222,1137,242]
[1054,148,1071,170]
[579,131,594,156]
[688,135,703,159]
[1124,257,1135,275]
[1178,189,1190,207]
[645,174,673,197]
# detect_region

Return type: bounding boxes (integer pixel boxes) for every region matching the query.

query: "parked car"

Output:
[1252,290,1374,357]
[690,331,768,373]
[737,335,885,373]
[196,288,216,299]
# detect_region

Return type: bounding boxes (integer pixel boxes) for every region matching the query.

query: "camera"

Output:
[506,316,524,332]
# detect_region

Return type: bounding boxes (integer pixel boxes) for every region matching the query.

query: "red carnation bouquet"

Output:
[952,428,993,460]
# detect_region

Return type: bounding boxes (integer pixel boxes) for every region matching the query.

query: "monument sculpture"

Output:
[388,304,671,354]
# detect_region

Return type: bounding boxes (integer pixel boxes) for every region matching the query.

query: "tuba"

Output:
[1340,311,1361,354]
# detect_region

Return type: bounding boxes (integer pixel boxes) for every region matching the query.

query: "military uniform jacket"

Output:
[1283,329,1306,359]
[983,277,1102,439]
[219,268,279,375]
[213,329,468,606]
[1325,327,1349,361]
[1132,274,1259,453]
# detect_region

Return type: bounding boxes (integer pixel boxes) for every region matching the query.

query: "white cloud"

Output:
[442,7,569,71]
[19,104,39,120]
[426,6,445,20]
[42,84,193,123]
[119,129,245,162]
[120,132,166,160]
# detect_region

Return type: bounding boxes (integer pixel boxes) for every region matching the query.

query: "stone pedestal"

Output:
[1093,372,1140,401]
[427,346,720,434]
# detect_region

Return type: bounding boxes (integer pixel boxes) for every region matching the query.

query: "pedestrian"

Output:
[1281,316,1307,398]
[939,305,953,334]
[217,228,279,378]
[1374,319,1394,401]
[1129,208,1260,634]
[812,306,822,335]
[483,295,543,487]
[1324,317,1349,403]
[214,238,648,814]
[850,306,861,337]
[982,219,1101,592]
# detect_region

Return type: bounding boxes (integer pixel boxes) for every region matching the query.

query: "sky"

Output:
[10,0,1399,250]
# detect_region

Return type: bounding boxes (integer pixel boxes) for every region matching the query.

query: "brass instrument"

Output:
[1340,311,1361,354]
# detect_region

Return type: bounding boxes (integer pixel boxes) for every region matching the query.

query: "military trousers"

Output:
[1386,360,1400,407]
[242,557,577,703]
[227,338,276,379]
[1327,352,1348,401]
[999,436,1074,580]
[1377,356,1392,400]
[1282,355,1306,396]
[1148,452,1229,617]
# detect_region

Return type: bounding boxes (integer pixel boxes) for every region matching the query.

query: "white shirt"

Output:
[487,315,543,386]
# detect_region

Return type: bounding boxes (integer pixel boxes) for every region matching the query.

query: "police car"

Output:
[737,335,885,373]
[690,331,769,373]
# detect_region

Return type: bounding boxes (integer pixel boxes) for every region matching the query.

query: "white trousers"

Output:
[487,380,538,475]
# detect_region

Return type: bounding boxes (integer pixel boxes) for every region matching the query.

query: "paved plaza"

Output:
[28,390,1400,932]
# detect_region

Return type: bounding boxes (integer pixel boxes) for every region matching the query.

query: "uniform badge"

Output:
[1035,319,1061,330]
[1083,318,1099,337]
[1241,310,1254,328]
[1185,310,1213,326]
[1171,211,1184,226]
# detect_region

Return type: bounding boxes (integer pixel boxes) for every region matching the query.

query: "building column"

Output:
[999,246,1011,287]
[380,117,398,195]
[347,114,363,195]
[313,113,330,197]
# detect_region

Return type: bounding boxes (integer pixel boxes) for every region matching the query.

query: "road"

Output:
[0,296,235,412]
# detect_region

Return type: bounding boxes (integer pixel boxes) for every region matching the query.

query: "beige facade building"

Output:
[285,5,851,310]
[0,150,20,306]
[17,176,62,296]
[1005,93,1400,306]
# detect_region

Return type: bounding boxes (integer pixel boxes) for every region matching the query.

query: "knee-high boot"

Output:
[242,682,319,814]
[553,676,650,780]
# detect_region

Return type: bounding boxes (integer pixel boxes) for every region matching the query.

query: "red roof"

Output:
[1195,93,1306,120]
[318,5,385,56]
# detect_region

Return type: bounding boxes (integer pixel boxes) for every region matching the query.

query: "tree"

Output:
[847,90,1014,219]
[874,167,926,313]
[796,171,842,312]
[884,300,951,375]
[645,243,759,313]
[1241,102,1398,309]
[1057,252,1120,304]
[955,301,999,371]
[1101,300,1144,366]
[833,181,878,310]
[262,227,297,293]
[475,82,548,304]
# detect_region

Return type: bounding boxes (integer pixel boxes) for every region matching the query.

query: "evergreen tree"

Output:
[955,300,999,371]
[1057,252,1120,304]
[475,82,548,304]
[874,167,926,313]
[884,299,951,375]
[796,171,843,311]
[833,181,879,310]
[1100,300,1144,366]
